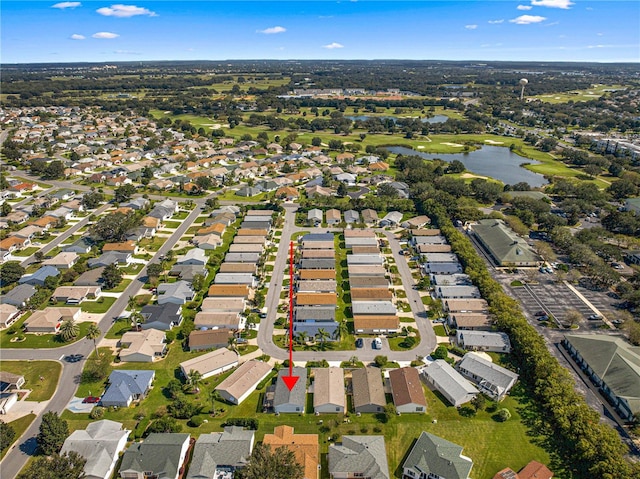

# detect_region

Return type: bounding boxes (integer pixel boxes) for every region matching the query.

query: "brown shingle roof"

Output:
[299,270,336,280]
[296,293,337,306]
[389,367,427,408]
[237,229,268,236]
[208,284,250,297]
[353,316,399,331]
[263,426,319,479]
[350,288,392,301]
[188,329,232,349]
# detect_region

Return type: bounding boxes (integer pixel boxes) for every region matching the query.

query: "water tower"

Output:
[519,78,529,100]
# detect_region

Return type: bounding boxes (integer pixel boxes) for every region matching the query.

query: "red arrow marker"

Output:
[282,240,299,391]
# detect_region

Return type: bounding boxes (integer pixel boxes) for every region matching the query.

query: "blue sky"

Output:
[2,1,638,63]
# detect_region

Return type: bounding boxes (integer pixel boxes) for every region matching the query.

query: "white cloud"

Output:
[488,19,504,24]
[517,5,533,10]
[92,31,119,39]
[96,4,157,17]
[113,49,140,54]
[52,2,81,9]
[257,26,286,34]
[510,15,547,24]
[597,32,603,36]
[531,0,574,8]
[70,33,85,40]
[465,24,478,30]
[323,42,344,49]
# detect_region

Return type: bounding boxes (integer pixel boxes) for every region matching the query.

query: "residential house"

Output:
[24,307,80,333]
[401,215,431,229]
[188,329,233,352]
[215,360,273,405]
[307,209,323,226]
[119,329,167,363]
[456,331,512,353]
[1,283,36,308]
[328,436,389,479]
[157,280,194,305]
[170,264,207,282]
[344,210,360,224]
[214,273,256,287]
[102,241,138,255]
[101,370,155,408]
[389,367,427,413]
[326,209,341,225]
[312,367,346,414]
[119,433,190,479]
[60,420,130,479]
[200,297,246,313]
[63,237,94,254]
[272,367,307,413]
[194,312,241,331]
[0,304,21,329]
[351,367,386,413]
[140,303,183,331]
[52,286,101,304]
[186,427,255,479]
[420,360,478,407]
[88,252,132,268]
[456,353,519,401]
[402,432,473,479]
[180,348,239,380]
[207,284,250,298]
[263,426,319,479]
[379,211,403,227]
[176,248,209,266]
[0,372,25,392]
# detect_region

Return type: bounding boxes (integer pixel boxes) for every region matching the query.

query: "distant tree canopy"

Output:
[89,211,142,242]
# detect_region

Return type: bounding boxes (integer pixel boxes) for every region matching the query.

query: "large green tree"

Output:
[101,263,123,290]
[114,184,137,203]
[37,412,69,455]
[0,420,16,452]
[0,262,25,287]
[17,452,86,479]
[89,211,141,242]
[237,443,303,479]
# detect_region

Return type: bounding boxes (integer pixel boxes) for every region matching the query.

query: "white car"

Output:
[372,338,382,349]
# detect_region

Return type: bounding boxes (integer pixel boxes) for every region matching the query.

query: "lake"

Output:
[387,145,548,187]
[345,114,449,124]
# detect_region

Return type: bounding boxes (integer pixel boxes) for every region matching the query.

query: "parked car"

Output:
[534,310,547,317]
[372,338,382,349]
[64,354,83,363]
[588,314,602,320]
[83,396,100,404]
[355,338,363,348]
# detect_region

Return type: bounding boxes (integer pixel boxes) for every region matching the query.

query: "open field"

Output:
[0,360,62,401]
[533,84,627,103]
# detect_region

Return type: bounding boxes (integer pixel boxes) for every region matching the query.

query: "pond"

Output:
[345,114,449,124]
[387,145,548,187]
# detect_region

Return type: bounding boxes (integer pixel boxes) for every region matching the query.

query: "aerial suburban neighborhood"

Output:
[1,35,640,479]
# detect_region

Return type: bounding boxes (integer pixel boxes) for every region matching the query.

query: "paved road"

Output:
[19,203,112,267]
[0,205,202,479]
[257,206,437,362]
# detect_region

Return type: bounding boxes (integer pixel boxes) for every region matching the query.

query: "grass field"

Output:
[533,84,627,104]
[0,414,36,460]
[80,297,116,313]
[217,190,269,202]
[1,321,93,349]
[0,360,61,401]
[103,279,133,293]
[11,247,40,257]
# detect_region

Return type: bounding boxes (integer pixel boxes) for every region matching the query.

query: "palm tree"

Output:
[228,335,238,353]
[86,324,101,358]
[316,328,330,351]
[349,355,359,367]
[127,295,137,312]
[187,369,203,394]
[296,331,308,345]
[337,320,349,341]
[59,319,79,342]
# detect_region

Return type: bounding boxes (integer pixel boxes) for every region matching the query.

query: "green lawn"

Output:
[433,325,447,337]
[1,321,93,349]
[162,221,182,229]
[80,297,116,313]
[533,84,626,103]
[0,360,61,401]
[138,237,167,252]
[173,211,189,220]
[103,279,132,293]
[105,319,134,339]
[11,247,41,257]
[0,414,36,460]
[217,190,269,203]
[121,264,144,275]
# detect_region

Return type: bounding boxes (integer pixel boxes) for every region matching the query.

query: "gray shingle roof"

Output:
[273,367,307,410]
[329,436,390,479]
[402,431,473,479]
[186,427,254,479]
[119,433,190,478]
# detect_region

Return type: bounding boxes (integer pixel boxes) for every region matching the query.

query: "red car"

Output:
[83,396,100,404]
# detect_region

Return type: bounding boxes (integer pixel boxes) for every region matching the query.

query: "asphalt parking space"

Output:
[574,286,617,317]
[510,286,544,317]
[528,282,594,322]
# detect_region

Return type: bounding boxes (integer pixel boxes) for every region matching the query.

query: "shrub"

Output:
[147,416,182,434]
[458,405,476,417]
[89,407,105,419]
[431,345,448,360]
[494,408,512,422]
[189,416,204,428]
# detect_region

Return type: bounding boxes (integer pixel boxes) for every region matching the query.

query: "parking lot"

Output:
[510,280,597,326]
